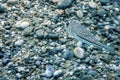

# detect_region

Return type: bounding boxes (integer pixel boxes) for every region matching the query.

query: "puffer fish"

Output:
[65,20,115,53]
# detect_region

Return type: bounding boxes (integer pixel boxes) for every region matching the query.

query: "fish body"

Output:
[65,20,115,53]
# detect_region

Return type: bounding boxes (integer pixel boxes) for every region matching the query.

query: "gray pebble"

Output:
[35,29,44,38]
[57,0,73,9]
[23,27,33,36]
[87,69,97,76]
[97,8,107,16]
[16,73,22,79]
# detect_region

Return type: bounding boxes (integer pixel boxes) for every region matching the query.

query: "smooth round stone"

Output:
[57,0,73,9]
[76,10,83,18]
[73,47,85,59]
[35,29,44,38]
[0,3,6,13]
[53,70,63,78]
[87,70,97,76]
[16,20,30,29]
[88,2,98,8]
[15,39,24,46]
[35,61,41,66]
[23,27,33,36]
[16,73,22,79]
[63,49,73,59]
[97,8,107,16]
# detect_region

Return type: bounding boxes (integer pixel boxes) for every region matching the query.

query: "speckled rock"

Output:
[57,0,73,9]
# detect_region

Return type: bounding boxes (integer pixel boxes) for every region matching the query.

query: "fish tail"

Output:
[101,44,115,53]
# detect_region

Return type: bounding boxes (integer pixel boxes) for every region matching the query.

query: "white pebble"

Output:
[16,20,29,28]
[15,39,24,46]
[88,2,98,9]
[76,10,83,18]
[73,47,85,59]
[54,70,63,77]
[76,42,82,47]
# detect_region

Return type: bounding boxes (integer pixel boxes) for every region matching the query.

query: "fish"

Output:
[65,20,115,53]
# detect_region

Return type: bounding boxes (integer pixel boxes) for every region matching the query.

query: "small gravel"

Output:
[0,0,120,80]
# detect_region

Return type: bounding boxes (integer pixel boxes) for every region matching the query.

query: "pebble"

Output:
[101,54,112,63]
[35,29,44,38]
[97,8,107,16]
[44,65,54,78]
[53,70,63,78]
[73,47,85,59]
[7,0,18,5]
[63,49,73,59]
[57,0,73,9]
[16,73,22,79]
[87,69,97,76]
[76,10,83,18]
[0,3,6,13]
[15,39,24,46]
[52,0,59,3]
[35,61,41,66]
[15,20,30,29]
[76,42,82,47]
[23,27,33,36]
[88,1,98,9]
[47,33,59,39]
